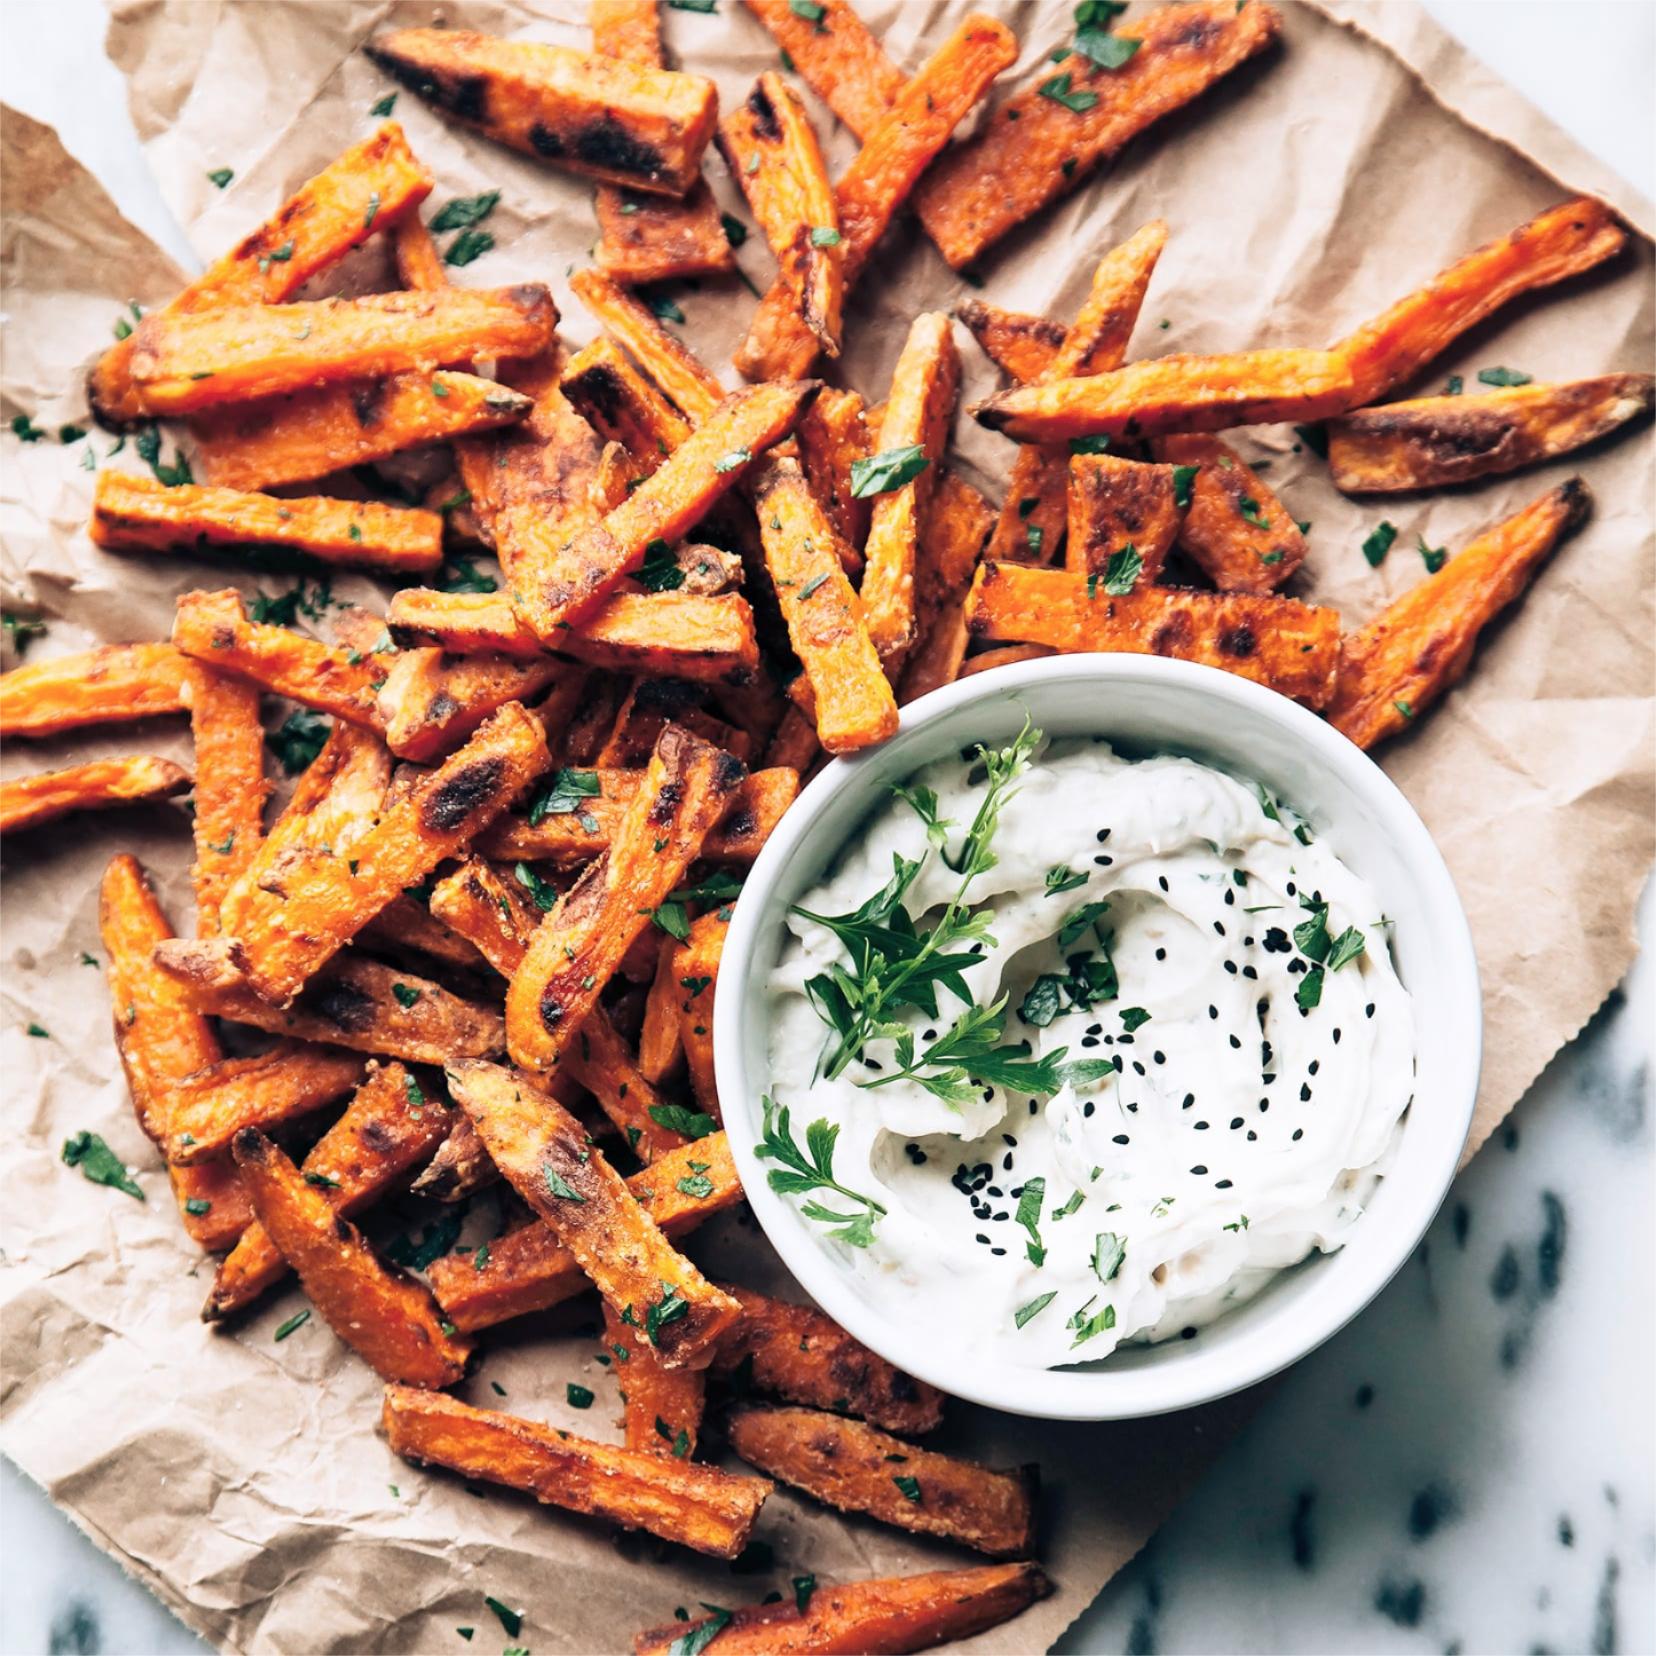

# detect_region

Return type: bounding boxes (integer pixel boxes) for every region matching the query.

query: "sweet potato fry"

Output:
[190,371,533,493]
[91,472,444,576]
[130,285,556,416]
[1151,434,1307,591]
[409,1112,497,1203]
[671,911,726,1119]
[728,1406,1036,1557]
[513,380,817,641]
[569,1008,691,1163]
[172,589,388,729]
[764,703,820,773]
[204,1062,448,1320]
[1326,373,1654,493]
[954,299,1066,385]
[860,313,960,662]
[720,73,843,357]
[965,563,1342,708]
[634,1561,1053,1656]
[1065,454,1181,583]
[897,600,969,704]
[753,456,895,754]
[598,681,752,770]
[0,753,190,835]
[100,854,252,1251]
[366,29,718,196]
[1337,197,1629,406]
[603,1297,706,1458]
[356,895,487,975]
[375,648,565,763]
[795,386,873,559]
[444,1058,740,1367]
[429,857,546,976]
[913,1,1280,269]
[987,223,1167,569]
[1328,478,1590,749]
[182,666,267,935]
[429,1130,739,1330]
[506,726,745,1071]
[89,123,431,426]
[741,0,906,141]
[566,593,762,684]
[383,1384,767,1556]
[734,17,1016,381]
[0,643,188,738]
[710,1283,944,1434]
[164,1041,367,1164]
[958,644,1054,678]
[569,268,726,423]
[560,336,693,468]
[639,934,685,1084]
[233,1130,470,1385]
[973,348,1356,444]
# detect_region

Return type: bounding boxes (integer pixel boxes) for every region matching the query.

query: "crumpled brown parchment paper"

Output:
[1,3,1650,1651]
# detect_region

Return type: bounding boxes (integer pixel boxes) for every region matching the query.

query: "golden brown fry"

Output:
[0,643,188,738]
[1152,434,1307,591]
[429,857,545,977]
[598,681,752,770]
[741,0,906,142]
[1328,478,1590,749]
[720,73,843,357]
[429,1131,738,1330]
[90,472,444,576]
[233,1130,470,1385]
[860,313,960,662]
[912,2,1280,269]
[100,854,252,1252]
[164,1042,366,1164]
[356,895,487,975]
[1065,454,1181,583]
[1,756,191,836]
[408,1111,497,1203]
[603,1298,706,1458]
[130,285,556,416]
[735,17,1016,381]
[728,1406,1036,1557]
[383,1384,768,1556]
[205,1062,448,1321]
[560,336,693,468]
[1337,198,1629,406]
[569,267,726,422]
[764,702,821,773]
[375,648,565,763]
[184,665,267,934]
[554,670,631,766]
[965,562,1342,708]
[973,349,1356,444]
[958,644,1054,678]
[639,934,685,1084]
[366,29,719,196]
[954,299,1067,386]
[634,1561,1053,1655]
[671,911,726,1120]
[897,598,969,705]
[89,124,431,427]
[1326,373,1654,493]
[753,456,896,754]
[190,371,533,493]
[568,1007,691,1163]
[444,1058,740,1367]
[710,1283,945,1434]
[796,386,873,561]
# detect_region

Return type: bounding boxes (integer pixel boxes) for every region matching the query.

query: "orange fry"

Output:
[1152,434,1307,592]
[0,756,191,835]
[0,643,188,738]
[1065,454,1181,583]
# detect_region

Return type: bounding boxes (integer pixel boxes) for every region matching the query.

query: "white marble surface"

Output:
[2,3,1652,1653]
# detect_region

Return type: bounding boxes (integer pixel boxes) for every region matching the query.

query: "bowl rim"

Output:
[715,654,1481,1422]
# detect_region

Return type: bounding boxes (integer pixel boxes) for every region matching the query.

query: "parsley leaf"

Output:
[849,444,928,498]
[1361,521,1397,567]
[1478,366,1531,387]
[61,1131,144,1201]
[637,538,686,591]
[529,768,601,824]
[756,1095,886,1247]
[1038,73,1100,113]
[1103,545,1143,595]
[266,710,329,775]
[648,1103,718,1139]
[431,191,500,232]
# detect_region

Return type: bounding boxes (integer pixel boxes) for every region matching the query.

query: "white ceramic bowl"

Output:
[716,656,1480,1421]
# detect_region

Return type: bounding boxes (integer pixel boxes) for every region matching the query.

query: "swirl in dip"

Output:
[765,730,1415,1368]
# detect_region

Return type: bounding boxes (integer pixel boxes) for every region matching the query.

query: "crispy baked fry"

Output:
[860,313,960,662]
[710,1283,945,1434]
[1326,373,1654,493]
[965,563,1341,708]
[1151,434,1307,591]
[753,456,896,754]
[164,1042,367,1164]
[505,726,745,1072]
[795,386,873,560]
[204,1062,449,1320]
[429,857,545,976]
[634,1561,1052,1655]
[958,644,1054,678]
[233,1129,471,1385]
[741,0,906,142]
[0,756,191,835]
[912,2,1280,268]
[569,268,725,422]
[190,371,533,493]
[514,381,817,641]
[671,910,726,1120]
[569,594,762,684]
[89,123,431,426]
[639,934,685,1084]
[727,1406,1036,1557]
[603,1298,706,1458]
[734,17,1016,381]
[1337,197,1629,406]
[184,666,267,934]
[357,895,487,975]
[366,29,719,196]
[90,473,444,576]
[1065,454,1181,583]
[428,1131,740,1330]
[720,73,843,357]
[898,599,969,705]
[100,854,252,1251]
[560,336,693,467]
[763,702,821,774]
[972,348,1356,443]
[382,1384,768,1556]
[1328,478,1590,749]
[375,648,565,763]
[0,643,188,738]
[954,299,1067,385]
[568,1007,689,1163]
[443,1059,741,1368]
[598,681,752,769]
[409,1111,497,1203]
[129,285,556,416]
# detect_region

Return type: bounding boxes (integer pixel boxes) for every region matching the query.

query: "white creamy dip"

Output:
[765,733,1415,1369]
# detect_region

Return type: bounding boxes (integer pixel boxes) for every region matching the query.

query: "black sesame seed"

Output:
[1195,1120,1209,1130]
[1365,1003,1376,1019]
[990,1246,1007,1256]
[1153,1050,1166,1065]
[1125,1102,1138,1113]
[1190,1165,1208,1175]
[1113,1055,1124,1072]
[1224,961,1238,975]
[1309,1059,1320,1075]
[1286,881,1297,897]
[992,1211,1009,1222]
[976,1233,989,1244]
[1230,1117,1244,1129]
[1300,1083,1312,1101]
[1292,1129,1304,1141]
[1002,1151,1013,1170]
[1155,948,1167,962]
[1131,1061,1146,1076]
[1224,888,1235,906]
[1182,1093,1195,1109]
[987,1185,1004,1198]
[1332,1028,1342,1044]
[1181,1327,1198,1340]
[1242,965,1258,980]
[1086,1022,1102,1036]
[1093,854,1114,867]
[1112,1134,1130,1145]
[1262,1072,1277,1085]
[1229,1034,1242,1049]
[1096,828,1111,842]
[1213,920,1227,936]
[1215,1178,1233,1189]
[1208,1005,1219,1020]
[1081,1035,1100,1048]
[1247,1129,1258,1141]
[1158,876,1170,893]
[1083,1100,1096,1117]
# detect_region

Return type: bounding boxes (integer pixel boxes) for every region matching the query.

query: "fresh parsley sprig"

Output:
[756,1094,886,1247]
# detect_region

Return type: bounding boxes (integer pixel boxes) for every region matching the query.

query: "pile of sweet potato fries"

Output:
[3,2,1648,1648]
